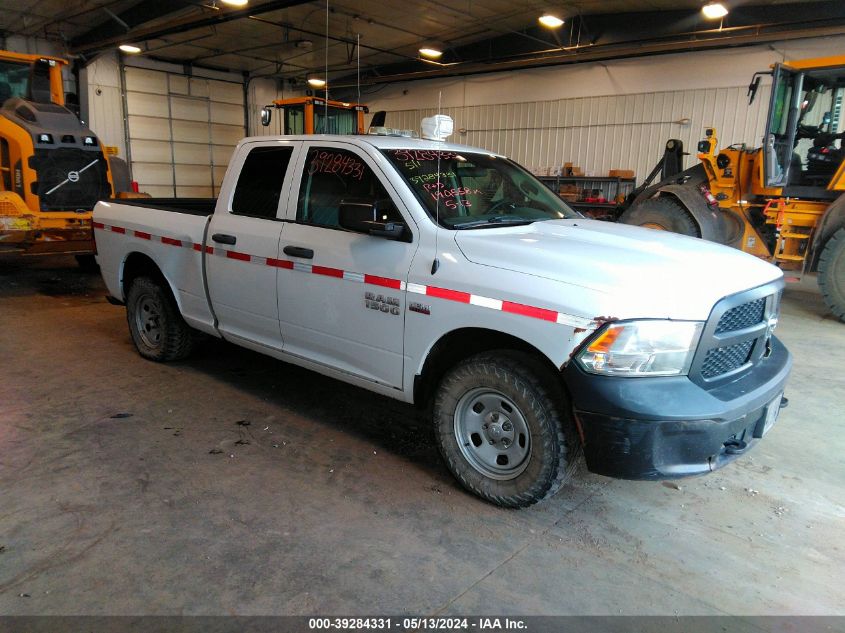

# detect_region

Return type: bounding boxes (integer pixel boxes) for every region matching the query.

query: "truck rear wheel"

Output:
[126,276,194,361]
[818,228,845,322]
[432,352,579,507]
[620,196,700,237]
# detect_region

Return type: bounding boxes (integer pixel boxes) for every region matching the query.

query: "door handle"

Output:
[212,233,237,245]
[283,245,314,259]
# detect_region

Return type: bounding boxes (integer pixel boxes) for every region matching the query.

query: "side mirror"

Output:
[260,107,272,126]
[339,200,406,240]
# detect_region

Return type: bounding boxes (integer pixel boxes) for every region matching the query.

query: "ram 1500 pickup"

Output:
[94,132,792,507]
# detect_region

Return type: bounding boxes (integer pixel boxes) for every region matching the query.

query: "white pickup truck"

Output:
[94,131,792,507]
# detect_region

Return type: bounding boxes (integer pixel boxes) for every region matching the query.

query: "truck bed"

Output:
[108,198,216,216]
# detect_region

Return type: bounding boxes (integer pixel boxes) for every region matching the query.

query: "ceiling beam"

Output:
[334,22,845,88]
[70,0,313,56]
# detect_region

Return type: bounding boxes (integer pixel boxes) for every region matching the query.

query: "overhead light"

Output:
[220,0,249,6]
[419,47,443,59]
[701,2,728,19]
[538,14,565,28]
[118,44,142,54]
[307,77,326,88]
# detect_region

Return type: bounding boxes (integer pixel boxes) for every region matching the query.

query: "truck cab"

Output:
[93,127,792,507]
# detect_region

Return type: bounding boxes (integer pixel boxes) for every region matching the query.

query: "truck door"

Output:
[764,63,802,188]
[277,142,417,388]
[206,141,299,349]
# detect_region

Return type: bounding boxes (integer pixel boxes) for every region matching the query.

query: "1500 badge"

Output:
[365,291,400,315]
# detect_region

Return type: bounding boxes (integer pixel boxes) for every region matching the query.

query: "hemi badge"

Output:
[409,302,431,315]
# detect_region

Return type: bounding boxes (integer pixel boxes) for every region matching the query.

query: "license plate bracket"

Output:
[753,393,783,438]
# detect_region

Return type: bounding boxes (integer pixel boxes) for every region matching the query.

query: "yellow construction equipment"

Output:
[0,50,116,264]
[259,96,369,134]
[620,55,845,322]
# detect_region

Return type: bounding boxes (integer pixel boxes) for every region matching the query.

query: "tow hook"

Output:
[723,438,748,455]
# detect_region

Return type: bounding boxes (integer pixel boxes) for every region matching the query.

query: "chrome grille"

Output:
[700,340,755,378]
[715,298,766,334]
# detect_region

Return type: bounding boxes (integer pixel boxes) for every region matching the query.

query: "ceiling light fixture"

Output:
[701,2,728,19]
[307,77,327,88]
[419,47,443,59]
[538,14,565,28]
[118,44,142,54]
[220,0,249,6]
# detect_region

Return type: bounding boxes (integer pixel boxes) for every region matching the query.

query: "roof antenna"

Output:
[356,32,361,105]
[431,90,442,275]
[324,0,329,126]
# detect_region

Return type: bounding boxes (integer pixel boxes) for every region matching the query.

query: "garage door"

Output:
[124,67,245,198]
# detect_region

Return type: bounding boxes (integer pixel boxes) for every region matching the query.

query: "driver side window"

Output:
[297,147,402,229]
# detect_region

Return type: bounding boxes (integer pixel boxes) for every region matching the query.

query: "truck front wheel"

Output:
[126,276,194,361]
[433,352,579,507]
[619,196,700,237]
[818,227,845,322]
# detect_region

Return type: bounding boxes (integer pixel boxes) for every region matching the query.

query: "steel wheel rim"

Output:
[642,222,668,231]
[454,387,532,480]
[134,292,163,349]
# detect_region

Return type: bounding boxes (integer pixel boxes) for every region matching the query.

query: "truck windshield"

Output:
[0,60,30,106]
[314,106,357,134]
[382,148,578,229]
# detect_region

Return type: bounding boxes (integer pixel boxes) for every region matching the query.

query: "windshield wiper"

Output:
[451,216,535,229]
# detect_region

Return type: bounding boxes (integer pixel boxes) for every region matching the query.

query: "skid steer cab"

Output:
[0,50,121,265]
[620,55,845,322]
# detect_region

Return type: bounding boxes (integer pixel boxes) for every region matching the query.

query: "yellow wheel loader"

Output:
[0,50,118,266]
[620,55,845,322]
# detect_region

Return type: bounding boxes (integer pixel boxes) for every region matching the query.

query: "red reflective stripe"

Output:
[426,285,471,303]
[134,230,151,240]
[204,246,214,255]
[111,226,126,234]
[161,236,182,247]
[267,258,294,269]
[226,250,251,262]
[93,221,105,229]
[192,243,202,251]
[312,265,343,278]
[501,301,558,322]
[364,274,402,290]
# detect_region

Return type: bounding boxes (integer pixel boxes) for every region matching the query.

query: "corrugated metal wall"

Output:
[385,84,772,179]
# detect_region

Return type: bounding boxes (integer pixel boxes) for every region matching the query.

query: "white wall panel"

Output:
[80,53,127,159]
[173,143,211,165]
[127,115,170,141]
[211,101,244,125]
[124,67,167,93]
[382,84,772,181]
[170,96,209,122]
[126,91,169,118]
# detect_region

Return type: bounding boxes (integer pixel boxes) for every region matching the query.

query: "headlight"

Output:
[576,320,704,377]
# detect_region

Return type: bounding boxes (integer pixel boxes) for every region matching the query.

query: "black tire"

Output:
[818,227,845,322]
[75,254,99,272]
[619,196,700,237]
[126,276,194,361]
[432,352,580,508]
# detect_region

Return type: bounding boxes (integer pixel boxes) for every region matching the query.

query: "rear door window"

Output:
[231,145,294,219]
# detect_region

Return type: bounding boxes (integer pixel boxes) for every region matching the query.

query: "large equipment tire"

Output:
[126,276,194,361]
[619,195,700,237]
[432,351,580,507]
[818,228,845,322]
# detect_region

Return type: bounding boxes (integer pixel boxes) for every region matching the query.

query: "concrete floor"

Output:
[0,255,843,617]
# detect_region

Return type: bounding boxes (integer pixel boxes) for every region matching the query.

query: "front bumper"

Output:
[562,335,792,480]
